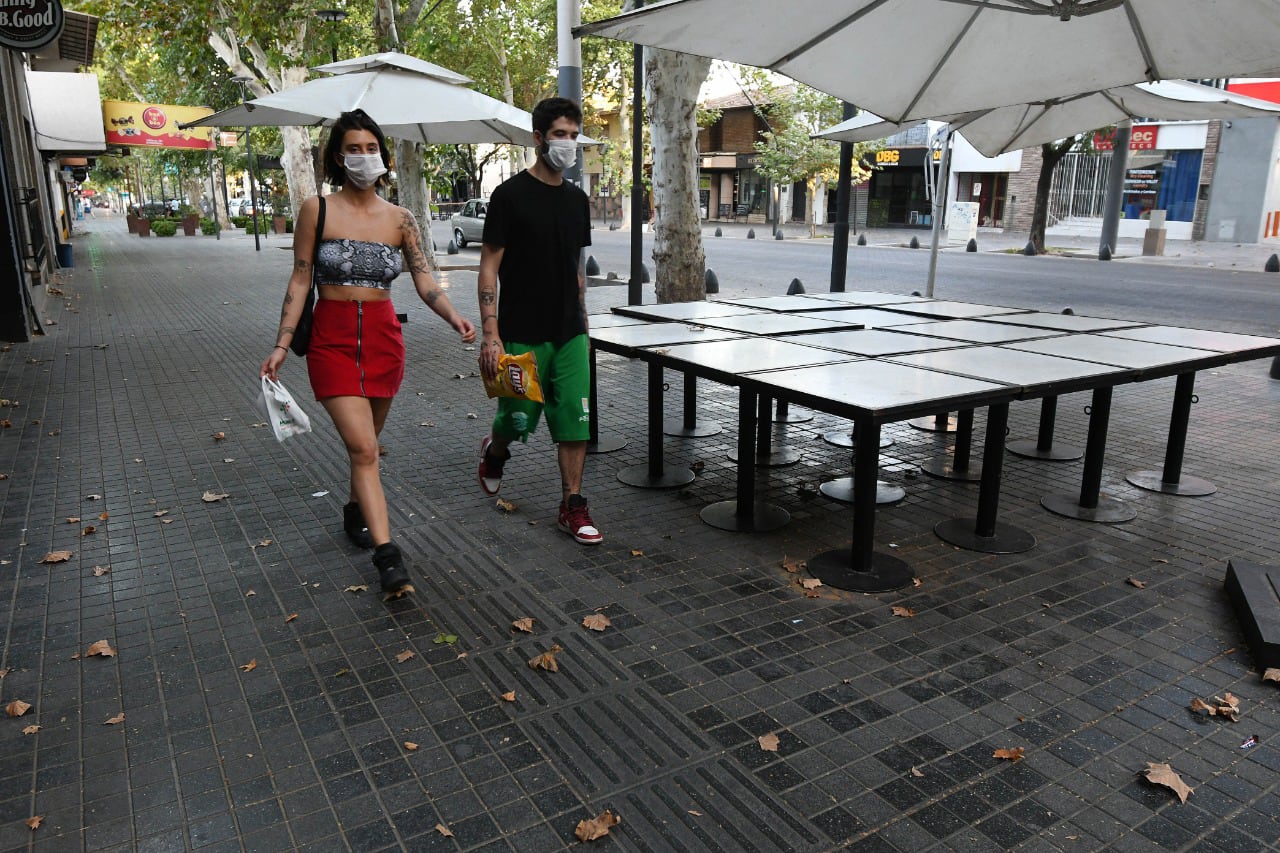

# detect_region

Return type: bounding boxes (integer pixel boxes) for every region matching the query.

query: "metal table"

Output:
[802,290,933,306]
[691,312,862,336]
[585,314,646,453]
[612,301,769,322]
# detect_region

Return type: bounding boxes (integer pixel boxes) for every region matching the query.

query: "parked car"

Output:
[449,198,489,249]
[227,198,248,217]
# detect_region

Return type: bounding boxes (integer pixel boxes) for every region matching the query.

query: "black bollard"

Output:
[705,268,719,294]
[857,233,867,246]
[641,263,651,283]
[1266,254,1280,273]
[1099,244,1112,261]
[909,236,920,249]
[607,271,618,280]
[911,291,923,297]
[775,229,784,240]
[585,255,600,276]
[966,238,978,252]
[1061,307,1075,315]
[714,227,723,237]
[446,240,458,255]
[1271,356,1280,379]
[747,228,756,239]
[1023,240,1037,256]
[787,278,804,295]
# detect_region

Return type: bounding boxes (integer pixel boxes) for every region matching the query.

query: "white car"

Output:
[449,198,490,249]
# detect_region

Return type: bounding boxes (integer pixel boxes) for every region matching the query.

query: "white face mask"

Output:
[542,139,577,172]
[342,152,387,189]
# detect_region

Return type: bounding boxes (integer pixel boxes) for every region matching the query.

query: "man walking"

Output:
[476,97,601,545]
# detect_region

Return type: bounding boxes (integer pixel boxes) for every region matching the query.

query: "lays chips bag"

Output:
[483,351,544,403]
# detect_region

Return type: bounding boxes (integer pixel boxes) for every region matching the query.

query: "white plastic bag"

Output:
[257,376,312,442]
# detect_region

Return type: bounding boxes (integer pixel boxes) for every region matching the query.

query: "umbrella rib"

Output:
[770,0,894,67]
[1122,0,1159,80]
[896,4,986,123]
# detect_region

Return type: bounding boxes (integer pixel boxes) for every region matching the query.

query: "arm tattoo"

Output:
[479,291,496,306]
[294,259,311,271]
[425,289,441,304]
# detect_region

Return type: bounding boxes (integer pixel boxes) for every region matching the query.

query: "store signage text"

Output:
[0,0,64,51]
[1093,125,1159,151]
[873,148,942,166]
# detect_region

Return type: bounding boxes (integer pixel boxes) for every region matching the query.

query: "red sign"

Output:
[1093,125,1159,151]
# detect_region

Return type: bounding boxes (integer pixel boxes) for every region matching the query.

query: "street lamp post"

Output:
[231,75,261,252]
[315,9,347,63]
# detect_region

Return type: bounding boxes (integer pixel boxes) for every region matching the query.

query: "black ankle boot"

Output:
[372,542,410,594]
[343,502,374,549]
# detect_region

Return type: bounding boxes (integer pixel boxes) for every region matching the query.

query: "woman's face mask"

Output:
[541,138,577,173]
[342,152,387,189]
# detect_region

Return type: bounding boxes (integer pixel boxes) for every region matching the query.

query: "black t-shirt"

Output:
[482,170,591,344]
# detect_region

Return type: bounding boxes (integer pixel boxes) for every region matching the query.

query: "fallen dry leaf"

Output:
[395,650,416,664]
[245,589,256,597]
[1263,668,1280,683]
[92,566,110,577]
[630,549,644,557]
[383,584,414,602]
[495,498,516,513]
[153,510,169,517]
[501,691,516,702]
[344,584,368,593]
[1126,577,1147,589]
[781,555,806,573]
[104,712,125,725]
[910,766,924,777]
[993,747,1025,761]
[252,539,272,549]
[912,577,923,587]
[284,613,298,623]
[1142,762,1193,803]
[240,660,257,673]
[26,816,42,830]
[891,606,916,618]
[86,640,115,658]
[1190,693,1240,722]
[404,741,419,751]
[799,578,822,590]
[6,699,32,717]
[212,431,226,441]
[435,823,453,837]
[528,645,563,672]
[758,733,780,752]
[511,617,535,633]
[582,613,611,632]
[22,724,40,735]
[85,494,101,500]
[0,667,8,680]
[98,512,108,521]
[1152,557,1169,563]
[688,809,703,816]
[66,517,81,523]
[81,525,96,536]
[38,551,73,564]
[574,810,620,843]
[201,491,229,502]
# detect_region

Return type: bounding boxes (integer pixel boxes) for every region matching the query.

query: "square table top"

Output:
[590,322,745,349]
[777,328,967,357]
[718,294,845,312]
[587,313,649,329]
[889,319,1065,344]
[692,312,862,336]
[805,307,942,328]
[984,311,1147,332]
[743,359,1013,421]
[1102,325,1280,355]
[1008,334,1219,372]
[886,300,1030,319]
[801,290,932,306]
[647,337,855,379]
[887,345,1132,395]
[612,301,768,322]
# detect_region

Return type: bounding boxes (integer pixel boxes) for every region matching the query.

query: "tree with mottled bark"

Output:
[1029,138,1076,253]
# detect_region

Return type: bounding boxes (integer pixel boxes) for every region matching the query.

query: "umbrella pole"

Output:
[829,101,856,293]
[1098,120,1131,260]
[628,25,644,306]
[925,126,953,298]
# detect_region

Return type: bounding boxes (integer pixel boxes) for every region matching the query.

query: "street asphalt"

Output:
[0,213,1278,852]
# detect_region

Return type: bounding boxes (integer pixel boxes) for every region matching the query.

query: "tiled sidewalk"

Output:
[0,218,1278,852]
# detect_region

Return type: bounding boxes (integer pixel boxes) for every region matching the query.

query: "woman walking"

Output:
[260,109,475,594]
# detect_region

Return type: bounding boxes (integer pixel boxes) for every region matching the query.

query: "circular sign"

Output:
[142,107,167,130]
[0,0,65,52]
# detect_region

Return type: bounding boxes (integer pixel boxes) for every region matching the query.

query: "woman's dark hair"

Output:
[323,109,392,187]
[531,97,582,137]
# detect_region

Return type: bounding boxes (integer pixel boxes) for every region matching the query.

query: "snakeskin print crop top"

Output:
[314,239,403,289]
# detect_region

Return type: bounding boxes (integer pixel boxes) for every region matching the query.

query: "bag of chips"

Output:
[483,351,544,403]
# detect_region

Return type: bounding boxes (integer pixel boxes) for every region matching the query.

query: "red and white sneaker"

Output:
[557,494,603,545]
[478,436,509,496]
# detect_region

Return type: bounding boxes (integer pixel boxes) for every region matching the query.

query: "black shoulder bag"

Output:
[289,196,325,357]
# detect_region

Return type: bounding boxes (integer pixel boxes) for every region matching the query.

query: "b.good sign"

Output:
[0,0,65,52]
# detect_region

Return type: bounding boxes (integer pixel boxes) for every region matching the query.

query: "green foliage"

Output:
[199,218,219,235]
[151,219,178,236]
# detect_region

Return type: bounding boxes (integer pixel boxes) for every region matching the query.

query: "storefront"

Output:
[864,146,936,227]
[1094,124,1204,226]
[699,153,769,222]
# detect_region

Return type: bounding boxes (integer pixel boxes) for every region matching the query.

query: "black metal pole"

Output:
[974,404,1009,537]
[953,408,974,472]
[682,372,697,430]
[646,362,663,478]
[830,101,856,292]
[245,126,261,252]
[1036,396,1058,450]
[1077,387,1112,509]
[736,386,756,521]
[629,31,644,306]
[1160,372,1195,485]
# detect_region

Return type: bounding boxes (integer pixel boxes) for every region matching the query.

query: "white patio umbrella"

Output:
[576,0,1280,125]
[814,80,1280,158]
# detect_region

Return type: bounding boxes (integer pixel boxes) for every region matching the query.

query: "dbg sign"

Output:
[0,0,65,52]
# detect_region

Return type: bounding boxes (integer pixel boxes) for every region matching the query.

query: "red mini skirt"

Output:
[307,299,405,400]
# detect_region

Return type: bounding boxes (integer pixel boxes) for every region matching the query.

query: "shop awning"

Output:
[26,71,106,154]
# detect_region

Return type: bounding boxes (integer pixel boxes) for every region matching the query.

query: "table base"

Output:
[728,447,802,467]
[821,430,893,450]
[908,415,957,432]
[920,459,983,482]
[700,500,789,532]
[587,434,628,454]
[1006,439,1082,461]
[1041,492,1137,523]
[774,407,814,424]
[1126,470,1216,496]
[808,548,914,592]
[617,465,696,489]
[819,478,906,505]
[663,419,723,439]
[934,517,1036,554]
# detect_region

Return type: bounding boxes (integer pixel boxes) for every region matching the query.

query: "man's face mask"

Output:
[342,152,387,189]
[541,138,577,173]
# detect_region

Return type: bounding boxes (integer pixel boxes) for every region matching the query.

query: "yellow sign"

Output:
[875,149,901,164]
[102,100,215,150]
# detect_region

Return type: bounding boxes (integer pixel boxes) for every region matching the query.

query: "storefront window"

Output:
[738,169,767,214]
[1124,150,1202,222]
